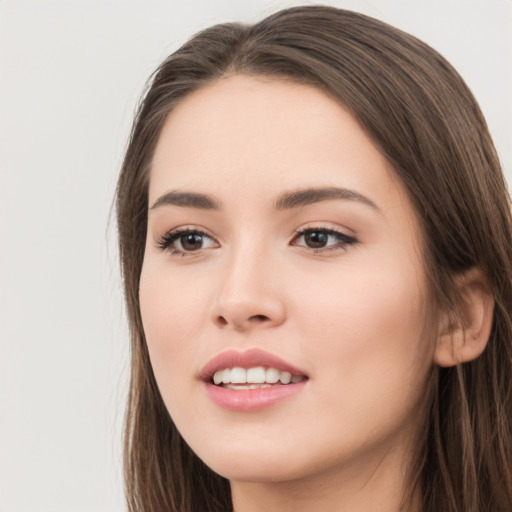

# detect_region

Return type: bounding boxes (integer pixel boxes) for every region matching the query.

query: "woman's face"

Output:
[140,75,436,486]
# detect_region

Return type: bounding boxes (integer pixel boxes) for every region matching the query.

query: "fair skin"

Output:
[139,75,492,511]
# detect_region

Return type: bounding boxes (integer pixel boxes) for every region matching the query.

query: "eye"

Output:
[291,227,357,252]
[156,228,219,256]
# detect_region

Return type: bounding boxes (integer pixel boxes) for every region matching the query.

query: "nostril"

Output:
[249,315,269,322]
[216,316,228,327]
[214,313,271,329]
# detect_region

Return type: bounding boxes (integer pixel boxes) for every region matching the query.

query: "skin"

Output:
[139,75,438,512]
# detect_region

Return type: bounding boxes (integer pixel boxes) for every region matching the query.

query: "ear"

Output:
[434,267,494,367]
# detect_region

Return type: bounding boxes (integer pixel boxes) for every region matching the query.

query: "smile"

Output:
[201,349,309,411]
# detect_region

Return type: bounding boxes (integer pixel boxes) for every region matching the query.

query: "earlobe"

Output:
[434,268,494,367]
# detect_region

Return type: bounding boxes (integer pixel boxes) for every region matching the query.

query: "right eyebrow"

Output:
[150,190,220,210]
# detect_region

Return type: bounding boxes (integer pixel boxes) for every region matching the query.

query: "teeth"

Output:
[212,366,304,386]
[266,367,280,383]
[247,366,266,383]
[280,371,292,384]
[225,383,272,390]
[231,367,246,384]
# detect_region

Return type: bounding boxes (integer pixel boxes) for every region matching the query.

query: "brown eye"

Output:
[180,233,204,251]
[304,231,329,248]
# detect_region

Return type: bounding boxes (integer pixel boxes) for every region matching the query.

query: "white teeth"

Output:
[230,367,246,383]
[265,367,280,383]
[247,366,266,383]
[280,371,292,384]
[212,366,304,386]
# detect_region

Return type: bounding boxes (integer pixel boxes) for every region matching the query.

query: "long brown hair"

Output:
[116,6,512,511]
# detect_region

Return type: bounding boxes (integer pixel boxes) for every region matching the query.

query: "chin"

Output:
[189,435,330,485]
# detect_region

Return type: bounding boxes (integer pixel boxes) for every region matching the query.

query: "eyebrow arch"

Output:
[274,187,380,212]
[150,190,220,210]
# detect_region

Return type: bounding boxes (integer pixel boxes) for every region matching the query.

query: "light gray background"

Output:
[1,1,511,511]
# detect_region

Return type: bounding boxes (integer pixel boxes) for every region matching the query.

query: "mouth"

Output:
[201,349,308,411]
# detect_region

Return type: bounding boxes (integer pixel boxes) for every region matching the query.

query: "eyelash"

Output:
[156,225,358,256]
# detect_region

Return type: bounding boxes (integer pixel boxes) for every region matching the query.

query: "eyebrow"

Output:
[150,191,221,210]
[150,187,380,212]
[274,187,380,212]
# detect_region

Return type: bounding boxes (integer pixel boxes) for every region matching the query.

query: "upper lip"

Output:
[200,348,308,382]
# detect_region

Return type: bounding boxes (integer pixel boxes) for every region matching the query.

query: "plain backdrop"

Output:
[0,1,511,511]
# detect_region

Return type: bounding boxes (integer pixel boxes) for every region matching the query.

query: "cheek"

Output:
[292,252,432,398]
[281,260,433,468]
[139,260,208,378]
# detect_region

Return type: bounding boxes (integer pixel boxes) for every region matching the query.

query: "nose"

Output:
[209,245,286,331]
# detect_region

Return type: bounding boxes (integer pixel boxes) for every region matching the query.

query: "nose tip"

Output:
[210,271,286,331]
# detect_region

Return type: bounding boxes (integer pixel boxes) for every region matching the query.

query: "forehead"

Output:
[152,75,361,161]
[149,75,415,224]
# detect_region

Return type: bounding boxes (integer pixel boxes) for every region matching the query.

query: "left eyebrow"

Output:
[273,187,381,212]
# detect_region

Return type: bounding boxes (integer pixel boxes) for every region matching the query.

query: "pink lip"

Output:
[200,349,308,412]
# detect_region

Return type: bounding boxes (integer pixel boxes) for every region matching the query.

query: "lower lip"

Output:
[204,381,307,411]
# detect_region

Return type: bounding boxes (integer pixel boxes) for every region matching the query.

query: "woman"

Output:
[116,5,512,511]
